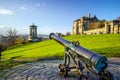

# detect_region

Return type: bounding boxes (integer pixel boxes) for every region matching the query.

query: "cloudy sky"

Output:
[0,0,120,35]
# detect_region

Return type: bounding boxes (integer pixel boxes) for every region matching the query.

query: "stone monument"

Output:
[28,23,38,42]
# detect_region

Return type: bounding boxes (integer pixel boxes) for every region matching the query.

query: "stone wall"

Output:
[84,28,105,35]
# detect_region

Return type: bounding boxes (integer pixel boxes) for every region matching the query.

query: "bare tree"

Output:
[7,29,17,46]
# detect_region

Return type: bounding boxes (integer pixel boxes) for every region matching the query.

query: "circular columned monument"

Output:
[28,23,39,42]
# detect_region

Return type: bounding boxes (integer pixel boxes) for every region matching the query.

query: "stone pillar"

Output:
[35,27,37,38]
[118,26,120,33]
[79,21,84,35]
[36,28,37,38]
[105,22,108,34]
[72,22,78,34]
[33,28,35,38]
[75,22,79,34]
[110,23,114,34]
[78,22,81,34]
[30,27,32,37]
[81,18,84,34]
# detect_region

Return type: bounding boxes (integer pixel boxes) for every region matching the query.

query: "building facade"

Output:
[72,13,120,35]
[105,20,120,34]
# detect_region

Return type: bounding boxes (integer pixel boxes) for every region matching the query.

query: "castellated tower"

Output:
[72,13,98,35]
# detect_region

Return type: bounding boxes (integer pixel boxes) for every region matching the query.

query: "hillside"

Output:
[1,34,120,61]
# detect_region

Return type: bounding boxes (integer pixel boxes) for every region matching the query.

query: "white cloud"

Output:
[0,9,13,15]
[19,6,27,10]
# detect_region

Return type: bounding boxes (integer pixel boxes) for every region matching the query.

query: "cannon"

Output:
[49,33,113,80]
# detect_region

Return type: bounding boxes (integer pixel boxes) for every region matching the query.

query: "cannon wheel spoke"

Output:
[99,70,113,80]
[58,64,68,77]
[79,74,89,80]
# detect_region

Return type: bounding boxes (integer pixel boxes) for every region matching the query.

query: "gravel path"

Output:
[0,58,120,80]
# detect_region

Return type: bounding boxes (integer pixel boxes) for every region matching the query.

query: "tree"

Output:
[66,32,71,36]
[117,17,120,20]
[101,19,106,22]
[15,36,24,44]
[7,29,17,46]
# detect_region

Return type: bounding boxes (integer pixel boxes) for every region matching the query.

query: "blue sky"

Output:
[0,0,120,35]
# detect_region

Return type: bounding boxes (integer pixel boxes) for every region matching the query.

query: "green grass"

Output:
[1,34,120,60]
[0,34,120,70]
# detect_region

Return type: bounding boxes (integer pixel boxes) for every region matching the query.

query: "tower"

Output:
[28,23,38,42]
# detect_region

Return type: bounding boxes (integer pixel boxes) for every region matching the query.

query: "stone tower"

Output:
[28,23,38,42]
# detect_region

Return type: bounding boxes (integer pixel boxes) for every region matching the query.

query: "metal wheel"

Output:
[99,71,113,80]
[79,75,88,80]
[58,64,68,77]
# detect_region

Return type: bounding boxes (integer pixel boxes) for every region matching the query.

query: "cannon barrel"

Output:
[49,33,107,72]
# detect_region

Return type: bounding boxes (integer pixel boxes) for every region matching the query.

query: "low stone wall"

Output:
[84,28,105,35]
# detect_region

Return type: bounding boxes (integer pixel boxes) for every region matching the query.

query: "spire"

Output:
[88,13,91,18]
[32,23,34,26]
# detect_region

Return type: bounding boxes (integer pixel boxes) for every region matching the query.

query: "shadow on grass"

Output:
[10,55,22,60]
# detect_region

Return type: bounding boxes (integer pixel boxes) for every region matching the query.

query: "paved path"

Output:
[0,58,120,80]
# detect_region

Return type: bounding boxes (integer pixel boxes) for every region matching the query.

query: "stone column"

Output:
[73,22,77,34]
[75,22,78,34]
[32,27,35,39]
[79,21,84,35]
[78,22,81,34]
[110,23,114,34]
[118,26,120,33]
[105,22,108,34]
[30,27,32,36]
[35,27,37,38]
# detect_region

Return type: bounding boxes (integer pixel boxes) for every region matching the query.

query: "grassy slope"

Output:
[1,34,120,61]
